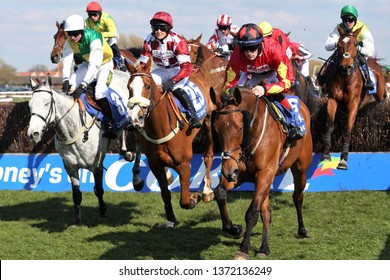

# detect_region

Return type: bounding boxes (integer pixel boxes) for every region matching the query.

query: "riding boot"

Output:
[111,43,127,72]
[97,98,118,139]
[172,88,202,128]
[279,97,304,140]
[358,53,374,90]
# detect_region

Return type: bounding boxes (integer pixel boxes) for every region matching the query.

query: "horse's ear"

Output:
[47,73,53,87]
[233,87,242,105]
[196,34,202,43]
[145,58,152,72]
[210,87,220,107]
[337,25,344,35]
[29,77,38,90]
[56,21,60,28]
[354,26,363,37]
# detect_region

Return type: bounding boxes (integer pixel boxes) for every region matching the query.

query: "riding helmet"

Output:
[64,15,85,31]
[216,14,232,27]
[150,11,173,29]
[86,1,102,12]
[236,23,263,46]
[340,4,358,19]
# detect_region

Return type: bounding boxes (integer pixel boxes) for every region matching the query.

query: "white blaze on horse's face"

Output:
[27,89,53,143]
[127,76,150,128]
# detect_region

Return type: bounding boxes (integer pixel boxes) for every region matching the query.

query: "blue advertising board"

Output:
[0,153,389,192]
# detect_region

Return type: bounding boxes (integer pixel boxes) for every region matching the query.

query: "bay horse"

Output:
[211,87,313,259]
[321,26,386,170]
[50,20,144,189]
[187,34,227,95]
[127,59,215,227]
[27,71,141,225]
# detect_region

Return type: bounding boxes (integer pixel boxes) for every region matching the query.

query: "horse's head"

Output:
[27,78,56,143]
[50,21,67,64]
[211,87,252,182]
[127,59,157,128]
[336,26,362,76]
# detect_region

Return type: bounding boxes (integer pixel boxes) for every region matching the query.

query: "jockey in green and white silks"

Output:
[63,14,118,139]
[63,15,113,100]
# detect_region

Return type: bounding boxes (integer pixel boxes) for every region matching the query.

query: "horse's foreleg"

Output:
[150,163,176,226]
[321,98,337,161]
[66,168,82,225]
[93,167,107,218]
[177,161,200,209]
[132,141,144,191]
[202,117,215,202]
[338,101,359,170]
[214,183,243,238]
[119,131,135,162]
[290,164,308,238]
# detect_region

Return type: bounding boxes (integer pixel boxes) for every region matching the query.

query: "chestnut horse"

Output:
[50,21,138,68]
[211,87,312,259]
[321,26,386,170]
[187,34,227,95]
[126,59,215,227]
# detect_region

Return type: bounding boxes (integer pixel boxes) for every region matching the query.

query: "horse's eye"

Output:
[146,84,151,90]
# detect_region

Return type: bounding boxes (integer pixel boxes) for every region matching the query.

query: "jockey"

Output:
[319,4,375,90]
[85,1,126,72]
[62,14,118,139]
[224,23,304,140]
[258,21,292,59]
[138,11,201,128]
[206,14,239,60]
[289,41,315,83]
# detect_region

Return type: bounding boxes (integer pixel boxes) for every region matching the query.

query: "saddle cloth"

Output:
[79,87,130,133]
[273,95,306,135]
[172,80,207,119]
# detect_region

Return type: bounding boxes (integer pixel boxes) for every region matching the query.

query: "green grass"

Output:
[0,190,389,260]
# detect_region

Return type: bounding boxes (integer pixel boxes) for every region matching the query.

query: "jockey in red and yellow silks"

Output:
[224,36,294,96]
[224,23,304,140]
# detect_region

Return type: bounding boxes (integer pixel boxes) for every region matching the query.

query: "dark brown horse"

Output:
[187,34,227,95]
[211,87,313,259]
[126,59,215,226]
[50,21,138,67]
[321,26,386,169]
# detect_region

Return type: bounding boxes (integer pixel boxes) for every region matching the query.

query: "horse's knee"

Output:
[214,185,227,202]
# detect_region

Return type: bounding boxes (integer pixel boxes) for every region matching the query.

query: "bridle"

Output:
[31,88,76,132]
[336,32,359,76]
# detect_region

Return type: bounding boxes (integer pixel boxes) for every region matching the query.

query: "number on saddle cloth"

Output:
[173,80,207,119]
[106,88,131,132]
[273,95,306,135]
[78,89,130,133]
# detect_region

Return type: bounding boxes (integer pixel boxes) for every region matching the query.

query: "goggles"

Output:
[343,17,356,23]
[88,12,100,18]
[67,30,83,37]
[241,45,259,52]
[218,25,230,31]
[152,24,169,32]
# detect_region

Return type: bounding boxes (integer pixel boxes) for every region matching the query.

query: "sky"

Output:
[1,0,389,72]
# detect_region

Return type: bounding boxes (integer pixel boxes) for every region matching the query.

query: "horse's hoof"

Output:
[202,192,214,202]
[337,159,348,170]
[133,179,144,192]
[234,251,250,260]
[166,220,175,228]
[122,151,135,162]
[320,154,331,161]
[225,225,243,239]
[298,228,309,238]
[255,251,269,258]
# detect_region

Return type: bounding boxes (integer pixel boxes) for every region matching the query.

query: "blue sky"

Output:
[1,0,389,72]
